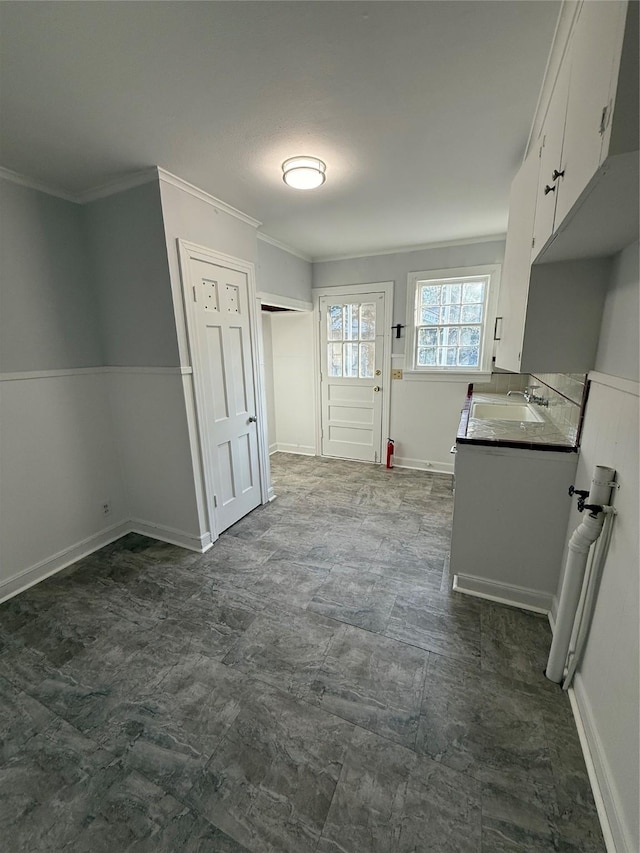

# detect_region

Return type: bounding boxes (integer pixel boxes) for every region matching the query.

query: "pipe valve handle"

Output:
[568,485,590,499]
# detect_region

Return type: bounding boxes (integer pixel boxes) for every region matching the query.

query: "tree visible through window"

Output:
[415,276,488,368]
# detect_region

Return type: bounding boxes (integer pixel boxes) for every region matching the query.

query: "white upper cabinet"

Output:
[554,0,628,226]
[531,55,571,261]
[531,0,637,262]
[495,150,539,372]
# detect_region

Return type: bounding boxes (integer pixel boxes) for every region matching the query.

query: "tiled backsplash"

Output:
[532,373,586,405]
[472,373,530,394]
[530,373,587,445]
[473,372,587,445]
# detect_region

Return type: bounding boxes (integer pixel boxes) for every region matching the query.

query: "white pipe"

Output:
[546,465,615,683]
[563,507,616,690]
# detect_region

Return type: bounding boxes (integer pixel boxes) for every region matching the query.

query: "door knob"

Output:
[373,386,381,392]
[248,416,257,423]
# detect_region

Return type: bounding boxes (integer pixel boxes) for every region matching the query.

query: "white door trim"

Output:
[312,281,394,461]
[177,239,271,541]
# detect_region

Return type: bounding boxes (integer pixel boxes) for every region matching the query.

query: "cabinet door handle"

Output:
[544,184,556,195]
[552,169,565,180]
[493,316,502,341]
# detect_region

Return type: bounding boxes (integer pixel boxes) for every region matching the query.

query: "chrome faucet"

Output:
[507,386,549,407]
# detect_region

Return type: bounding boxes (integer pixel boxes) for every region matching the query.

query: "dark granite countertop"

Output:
[456,387,578,453]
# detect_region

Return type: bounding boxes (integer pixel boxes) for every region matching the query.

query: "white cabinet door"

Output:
[554,0,627,226]
[495,150,540,372]
[531,54,571,261]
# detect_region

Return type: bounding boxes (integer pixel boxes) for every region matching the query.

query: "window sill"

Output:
[403,370,492,383]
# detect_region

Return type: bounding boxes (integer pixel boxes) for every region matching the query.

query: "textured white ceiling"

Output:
[0,1,559,260]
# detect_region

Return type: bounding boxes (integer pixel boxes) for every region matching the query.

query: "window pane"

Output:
[418,327,438,346]
[441,305,460,324]
[421,306,440,324]
[462,281,485,303]
[441,347,457,366]
[420,285,440,306]
[460,304,482,323]
[359,342,374,377]
[458,346,480,366]
[460,326,481,346]
[327,305,343,340]
[343,304,359,341]
[442,327,459,346]
[328,343,342,376]
[442,283,461,304]
[343,342,358,377]
[359,303,376,340]
[418,347,436,365]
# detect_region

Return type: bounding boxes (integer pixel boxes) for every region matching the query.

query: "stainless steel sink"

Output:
[471,402,544,423]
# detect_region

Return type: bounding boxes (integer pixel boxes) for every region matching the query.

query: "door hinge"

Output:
[193,285,198,303]
[531,237,535,249]
[213,495,218,507]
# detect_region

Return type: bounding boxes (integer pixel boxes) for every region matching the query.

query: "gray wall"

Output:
[0,179,102,372]
[256,239,312,304]
[312,240,505,354]
[85,180,178,367]
[595,240,639,382]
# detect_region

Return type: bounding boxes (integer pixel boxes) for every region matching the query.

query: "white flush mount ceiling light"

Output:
[282,156,326,190]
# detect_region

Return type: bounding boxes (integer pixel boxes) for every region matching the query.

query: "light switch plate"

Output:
[392,369,403,380]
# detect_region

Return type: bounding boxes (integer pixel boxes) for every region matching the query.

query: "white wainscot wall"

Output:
[106,369,208,551]
[562,373,639,853]
[0,371,128,600]
[389,374,470,474]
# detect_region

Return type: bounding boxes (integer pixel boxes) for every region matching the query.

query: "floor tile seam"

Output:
[216,660,422,763]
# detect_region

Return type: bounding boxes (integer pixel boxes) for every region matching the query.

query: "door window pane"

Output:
[344,304,359,341]
[343,342,358,377]
[359,342,374,377]
[328,343,343,376]
[327,305,343,341]
[359,303,376,340]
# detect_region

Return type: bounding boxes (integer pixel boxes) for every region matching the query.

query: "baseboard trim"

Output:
[129,519,212,553]
[1,520,212,605]
[275,443,316,456]
[393,456,454,475]
[569,676,633,853]
[269,443,278,455]
[452,573,552,614]
[0,521,131,604]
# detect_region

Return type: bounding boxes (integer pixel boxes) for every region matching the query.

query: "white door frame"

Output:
[177,239,271,542]
[312,281,394,462]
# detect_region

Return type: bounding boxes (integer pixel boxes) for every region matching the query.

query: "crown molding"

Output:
[256,231,312,263]
[0,166,82,204]
[79,168,159,203]
[157,167,261,228]
[315,233,506,264]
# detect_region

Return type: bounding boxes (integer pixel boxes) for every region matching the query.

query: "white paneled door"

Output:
[320,292,386,462]
[189,257,261,533]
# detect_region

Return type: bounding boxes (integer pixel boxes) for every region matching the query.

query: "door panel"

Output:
[320,292,385,462]
[191,259,261,532]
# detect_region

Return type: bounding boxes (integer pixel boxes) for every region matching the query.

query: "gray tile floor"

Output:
[0,453,605,852]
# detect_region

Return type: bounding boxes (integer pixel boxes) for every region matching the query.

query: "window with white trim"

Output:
[406,265,500,374]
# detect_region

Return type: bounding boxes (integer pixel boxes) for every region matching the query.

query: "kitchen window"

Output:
[405,264,500,377]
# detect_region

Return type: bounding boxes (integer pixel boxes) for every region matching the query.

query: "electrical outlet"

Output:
[102,501,111,516]
[391,369,403,380]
